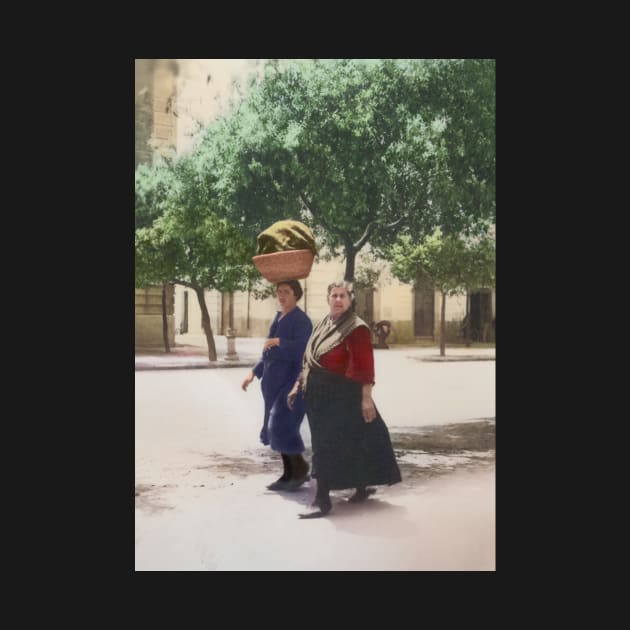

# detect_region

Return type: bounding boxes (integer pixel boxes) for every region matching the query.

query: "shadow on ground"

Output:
[184,419,495,484]
[135,420,495,512]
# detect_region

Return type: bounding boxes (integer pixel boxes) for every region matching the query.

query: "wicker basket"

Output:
[252,249,315,283]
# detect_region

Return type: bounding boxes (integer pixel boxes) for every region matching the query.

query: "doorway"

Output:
[413,286,435,337]
[355,288,374,325]
[470,290,493,341]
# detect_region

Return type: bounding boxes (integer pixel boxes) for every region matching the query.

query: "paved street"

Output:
[135,344,495,571]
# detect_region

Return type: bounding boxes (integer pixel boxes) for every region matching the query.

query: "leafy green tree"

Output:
[418,59,496,237]
[135,155,260,361]
[210,59,415,280]
[206,59,495,282]
[390,226,495,355]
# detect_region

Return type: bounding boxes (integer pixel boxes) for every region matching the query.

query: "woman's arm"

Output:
[346,326,376,385]
[241,370,257,391]
[346,326,377,422]
[287,373,303,409]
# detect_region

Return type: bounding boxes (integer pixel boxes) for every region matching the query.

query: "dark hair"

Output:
[277,280,303,301]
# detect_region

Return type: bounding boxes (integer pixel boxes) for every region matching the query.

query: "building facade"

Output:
[174,255,495,345]
[134,59,180,351]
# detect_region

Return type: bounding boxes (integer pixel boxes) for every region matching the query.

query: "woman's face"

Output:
[328,287,352,319]
[277,284,297,312]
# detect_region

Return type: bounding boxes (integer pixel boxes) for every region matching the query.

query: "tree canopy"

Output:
[200,59,495,281]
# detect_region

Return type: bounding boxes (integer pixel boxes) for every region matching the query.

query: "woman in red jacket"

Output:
[288,281,401,518]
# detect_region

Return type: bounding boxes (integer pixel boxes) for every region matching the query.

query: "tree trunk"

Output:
[246,285,251,331]
[228,292,234,330]
[194,286,217,361]
[161,283,170,353]
[344,246,356,283]
[465,292,471,347]
[440,290,447,357]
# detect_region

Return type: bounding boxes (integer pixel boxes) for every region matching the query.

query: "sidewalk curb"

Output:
[416,356,495,362]
[135,361,257,371]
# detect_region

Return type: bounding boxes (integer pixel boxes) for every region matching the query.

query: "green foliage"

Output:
[390,226,495,296]
[135,163,176,230]
[425,59,496,235]
[134,153,260,293]
[354,250,387,290]
[202,58,495,281]
[135,58,496,294]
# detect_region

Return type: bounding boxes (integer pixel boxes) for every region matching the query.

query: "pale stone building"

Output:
[135,59,178,351]
[174,254,495,345]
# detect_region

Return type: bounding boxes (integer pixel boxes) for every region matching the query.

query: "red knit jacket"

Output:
[319,325,375,385]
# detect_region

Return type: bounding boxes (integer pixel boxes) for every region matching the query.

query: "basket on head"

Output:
[256,220,317,257]
[252,249,315,283]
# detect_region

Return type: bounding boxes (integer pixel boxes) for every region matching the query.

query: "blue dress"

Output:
[253,307,313,453]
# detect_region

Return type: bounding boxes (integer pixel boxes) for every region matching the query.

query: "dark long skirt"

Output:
[305,368,402,491]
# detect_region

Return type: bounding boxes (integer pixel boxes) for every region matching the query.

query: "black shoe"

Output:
[285,474,311,491]
[267,454,292,491]
[348,487,376,503]
[286,455,310,489]
[266,479,290,491]
[299,495,332,519]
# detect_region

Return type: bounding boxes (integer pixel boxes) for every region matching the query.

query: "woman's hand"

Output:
[263,337,280,351]
[361,396,376,423]
[287,382,300,410]
[241,371,255,392]
[361,384,376,422]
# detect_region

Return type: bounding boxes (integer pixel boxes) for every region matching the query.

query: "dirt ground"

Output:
[136,418,495,506]
[389,418,495,489]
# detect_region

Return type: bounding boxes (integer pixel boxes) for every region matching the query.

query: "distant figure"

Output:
[372,320,392,349]
[461,314,472,347]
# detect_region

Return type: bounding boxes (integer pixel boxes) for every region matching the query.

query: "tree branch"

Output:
[353,222,376,250]
[353,209,406,251]
[386,215,405,229]
[173,278,199,289]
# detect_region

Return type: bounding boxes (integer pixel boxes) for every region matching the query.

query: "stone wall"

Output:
[135,285,175,351]
[135,59,178,351]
